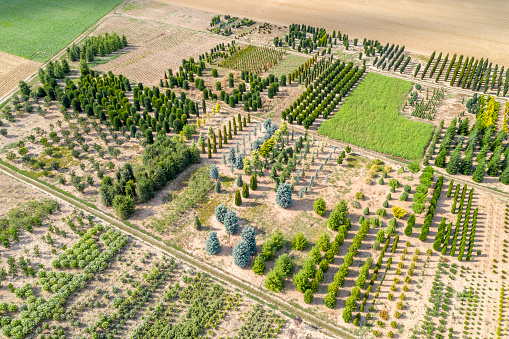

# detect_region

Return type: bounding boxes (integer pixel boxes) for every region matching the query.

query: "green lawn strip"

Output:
[318,72,434,160]
[0,0,122,61]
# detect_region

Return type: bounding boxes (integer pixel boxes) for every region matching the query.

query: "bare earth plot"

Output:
[155,0,509,66]
[0,52,41,100]
[92,14,230,85]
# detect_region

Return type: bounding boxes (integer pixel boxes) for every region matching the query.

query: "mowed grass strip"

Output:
[0,0,122,62]
[318,72,434,160]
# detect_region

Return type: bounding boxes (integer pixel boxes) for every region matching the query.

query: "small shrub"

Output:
[313,197,326,216]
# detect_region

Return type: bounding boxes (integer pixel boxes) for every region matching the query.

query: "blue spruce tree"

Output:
[206,231,221,255]
[241,226,257,255]
[233,239,250,268]
[209,164,219,180]
[276,182,292,208]
[224,210,239,235]
[214,204,227,223]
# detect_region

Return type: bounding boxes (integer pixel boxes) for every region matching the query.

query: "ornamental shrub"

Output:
[388,178,400,189]
[363,207,369,215]
[242,182,249,198]
[317,233,331,251]
[205,231,221,255]
[265,268,284,292]
[250,174,258,190]
[376,208,387,217]
[383,200,389,208]
[252,255,266,275]
[292,232,308,250]
[304,289,314,304]
[276,183,292,208]
[392,206,407,218]
[215,180,221,193]
[234,189,242,206]
[313,197,326,216]
[236,174,243,187]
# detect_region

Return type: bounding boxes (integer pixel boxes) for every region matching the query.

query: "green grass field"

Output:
[0,0,122,62]
[318,72,434,160]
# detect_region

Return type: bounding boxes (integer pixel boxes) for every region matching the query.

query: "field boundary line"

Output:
[0,160,356,339]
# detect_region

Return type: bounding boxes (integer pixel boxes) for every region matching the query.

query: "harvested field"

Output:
[0,52,41,100]
[154,0,509,66]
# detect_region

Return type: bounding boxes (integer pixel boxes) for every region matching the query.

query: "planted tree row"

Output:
[67,32,127,62]
[417,51,509,96]
[282,60,365,129]
[219,45,285,74]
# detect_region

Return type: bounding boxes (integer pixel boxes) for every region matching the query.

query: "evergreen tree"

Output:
[252,255,266,275]
[242,182,249,198]
[112,195,135,220]
[313,197,326,216]
[487,146,502,176]
[233,240,250,268]
[228,147,236,164]
[241,226,257,255]
[292,232,308,250]
[234,189,242,206]
[500,165,509,184]
[250,174,257,190]
[276,183,292,208]
[209,164,219,180]
[236,173,243,187]
[224,210,239,234]
[460,150,473,175]
[404,214,415,236]
[214,204,227,223]
[235,153,244,170]
[206,231,221,255]
[304,289,314,304]
[194,216,202,230]
[472,159,486,183]
[265,269,284,292]
[446,150,461,175]
[215,180,221,193]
